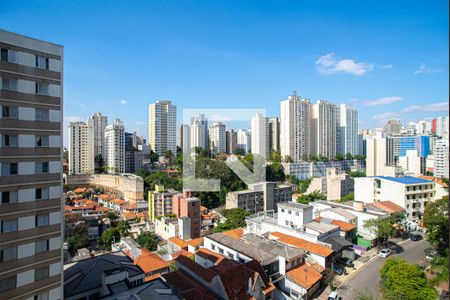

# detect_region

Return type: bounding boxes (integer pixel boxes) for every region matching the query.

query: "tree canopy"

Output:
[380,257,437,300]
[214,208,250,232]
[297,190,326,204]
[137,232,159,251]
[423,196,449,251]
[363,217,395,243]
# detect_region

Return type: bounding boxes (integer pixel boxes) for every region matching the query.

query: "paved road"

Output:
[338,239,431,300]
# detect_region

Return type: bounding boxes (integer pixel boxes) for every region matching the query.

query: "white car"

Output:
[378,248,392,258]
[328,291,342,300]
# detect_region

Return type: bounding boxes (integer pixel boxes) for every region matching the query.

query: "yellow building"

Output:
[148,184,178,221]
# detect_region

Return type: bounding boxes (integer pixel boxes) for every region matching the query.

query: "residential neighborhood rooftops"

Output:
[163,269,217,300]
[168,237,188,249]
[304,221,339,234]
[222,227,244,240]
[418,175,448,187]
[187,237,204,247]
[128,248,169,274]
[278,202,313,210]
[314,218,357,232]
[196,248,225,265]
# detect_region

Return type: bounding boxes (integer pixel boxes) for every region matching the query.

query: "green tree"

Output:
[136,169,150,179]
[233,148,246,156]
[99,227,121,249]
[137,232,159,251]
[117,220,130,237]
[145,172,182,191]
[150,150,159,163]
[297,178,312,193]
[363,217,395,244]
[345,153,353,160]
[95,154,105,173]
[380,257,437,300]
[283,155,293,163]
[337,192,355,203]
[106,211,118,222]
[65,224,89,255]
[297,190,326,204]
[355,292,376,300]
[194,147,209,159]
[270,151,282,163]
[266,162,286,182]
[423,196,449,250]
[348,171,366,177]
[335,153,345,161]
[164,150,174,164]
[354,154,366,160]
[214,208,250,232]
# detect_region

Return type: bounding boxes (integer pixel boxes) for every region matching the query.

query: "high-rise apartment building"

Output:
[0,30,63,299]
[268,117,280,153]
[237,129,251,154]
[338,104,359,156]
[251,113,269,159]
[173,190,201,239]
[280,93,311,162]
[86,112,107,159]
[148,100,176,156]
[366,132,398,176]
[311,100,338,158]
[434,139,449,178]
[68,122,94,175]
[383,119,401,135]
[209,122,226,154]
[105,119,125,173]
[148,185,178,222]
[179,123,190,154]
[190,113,208,151]
[436,116,449,138]
[225,129,238,154]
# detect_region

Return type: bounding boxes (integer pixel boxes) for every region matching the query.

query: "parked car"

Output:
[425,250,437,261]
[328,291,342,300]
[335,257,354,267]
[332,264,344,275]
[410,234,422,241]
[378,248,392,258]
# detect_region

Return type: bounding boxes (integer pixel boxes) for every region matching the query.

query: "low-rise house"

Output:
[281,261,324,299]
[306,168,354,201]
[154,216,192,240]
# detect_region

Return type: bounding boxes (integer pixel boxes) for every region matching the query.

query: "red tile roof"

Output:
[372,201,405,214]
[314,218,356,232]
[418,175,448,188]
[73,187,86,194]
[196,248,225,265]
[133,248,169,274]
[187,237,204,248]
[168,237,188,249]
[222,228,244,240]
[270,232,333,257]
[163,270,217,300]
[286,263,323,289]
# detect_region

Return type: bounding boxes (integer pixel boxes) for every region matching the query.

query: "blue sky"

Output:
[1,1,448,145]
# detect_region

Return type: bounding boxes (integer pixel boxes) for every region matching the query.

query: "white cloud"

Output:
[380,64,393,69]
[414,63,443,74]
[120,99,128,105]
[364,96,403,106]
[315,53,373,76]
[372,112,400,121]
[401,101,449,113]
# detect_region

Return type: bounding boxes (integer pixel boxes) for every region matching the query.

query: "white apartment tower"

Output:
[237,129,251,153]
[436,116,449,138]
[86,112,107,158]
[180,123,190,154]
[434,139,449,178]
[311,100,338,158]
[338,104,359,156]
[366,132,397,176]
[209,122,226,154]
[280,93,311,162]
[251,113,269,159]
[190,114,208,151]
[68,122,94,175]
[105,119,125,173]
[148,100,177,156]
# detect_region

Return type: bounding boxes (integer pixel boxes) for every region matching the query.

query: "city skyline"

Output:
[0,1,448,144]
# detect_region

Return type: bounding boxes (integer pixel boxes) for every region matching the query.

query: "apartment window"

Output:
[285,220,289,226]
[35,240,49,253]
[2,134,18,147]
[0,48,17,63]
[34,292,49,300]
[35,108,49,121]
[1,78,18,91]
[2,163,18,176]
[35,188,49,200]
[35,82,49,95]
[211,244,216,250]
[0,276,16,293]
[2,106,18,119]
[1,191,18,204]
[1,219,18,233]
[34,266,49,281]
[281,208,285,213]
[295,211,299,216]
[36,135,49,147]
[35,214,49,227]
[35,56,49,69]
[35,162,49,174]
[218,248,224,254]
[288,210,291,215]
[0,246,17,262]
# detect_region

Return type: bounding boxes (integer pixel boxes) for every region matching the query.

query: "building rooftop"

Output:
[368,201,405,214]
[304,222,339,234]
[221,228,244,240]
[278,202,313,211]
[374,176,432,185]
[163,269,217,300]
[286,263,323,289]
[314,218,357,232]
[418,175,448,188]
[168,237,188,249]
[196,248,225,265]
[102,278,181,300]
[64,252,144,298]
[270,232,333,257]
[206,232,304,264]
[131,248,169,274]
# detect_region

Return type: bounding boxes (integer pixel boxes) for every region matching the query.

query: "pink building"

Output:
[173,190,201,238]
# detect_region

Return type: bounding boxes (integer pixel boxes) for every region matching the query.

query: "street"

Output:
[337,239,431,300]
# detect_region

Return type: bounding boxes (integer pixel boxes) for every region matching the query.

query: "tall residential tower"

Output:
[148,100,176,156]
